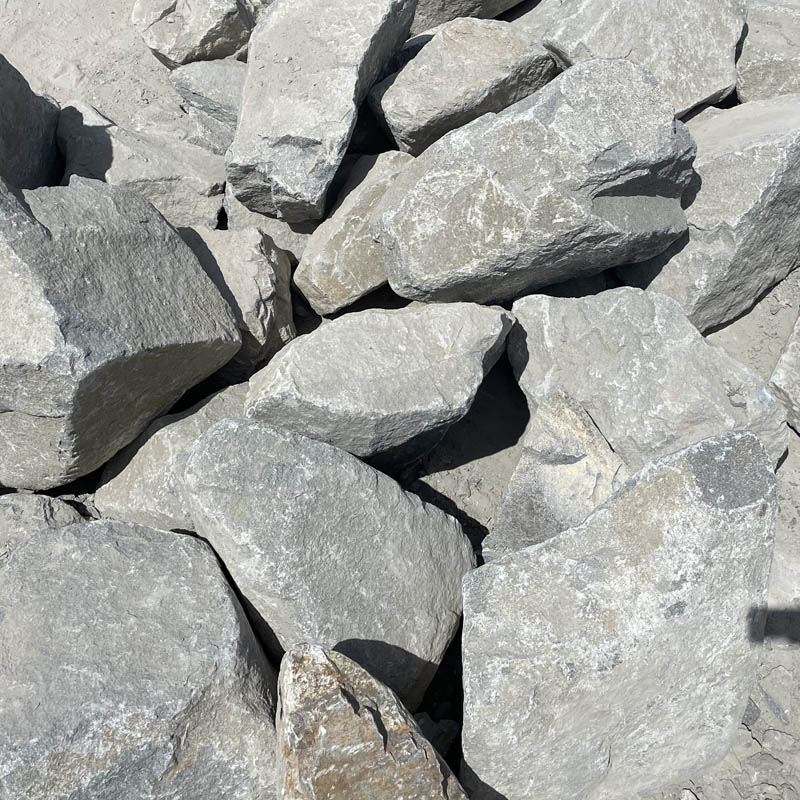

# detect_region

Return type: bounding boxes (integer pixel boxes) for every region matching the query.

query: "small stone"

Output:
[411,0,520,34]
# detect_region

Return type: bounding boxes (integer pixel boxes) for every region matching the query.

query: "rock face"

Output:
[542,0,746,117]
[737,0,800,102]
[369,18,557,156]
[293,152,413,315]
[226,0,416,221]
[462,432,778,800]
[95,384,247,532]
[246,303,512,469]
[0,176,240,490]
[620,98,800,332]
[771,315,800,433]
[0,55,60,189]
[0,520,278,800]
[482,391,629,562]
[411,0,520,34]
[276,644,468,800]
[372,59,696,304]
[508,288,788,468]
[58,101,226,228]
[184,418,474,708]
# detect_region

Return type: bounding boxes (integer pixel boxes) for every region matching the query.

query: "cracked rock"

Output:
[411,0,520,34]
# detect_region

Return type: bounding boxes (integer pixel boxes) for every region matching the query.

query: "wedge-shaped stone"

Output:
[0,177,240,490]
[508,289,788,468]
[462,433,777,800]
[0,520,278,800]
[771,315,800,433]
[373,59,695,304]
[370,18,557,156]
[277,644,467,800]
[246,304,513,469]
[184,419,474,708]
[412,0,520,34]
[226,0,416,221]
[621,97,800,332]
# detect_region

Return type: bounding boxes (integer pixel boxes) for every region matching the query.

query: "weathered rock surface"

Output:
[502,0,563,44]
[542,0,746,116]
[294,152,413,315]
[771,313,800,433]
[246,303,512,468]
[95,384,247,532]
[462,432,778,800]
[620,97,800,332]
[276,644,467,800]
[58,101,226,228]
[370,18,557,156]
[0,176,240,490]
[373,58,696,304]
[0,520,278,800]
[411,0,520,34]
[184,418,474,707]
[482,390,630,562]
[508,288,788,468]
[0,55,60,189]
[226,0,416,221]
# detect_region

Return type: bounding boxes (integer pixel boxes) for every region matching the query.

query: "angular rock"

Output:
[226,0,416,221]
[276,644,467,800]
[372,59,696,304]
[771,315,800,433]
[184,418,474,707]
[246,303,513,469]
[95,384,247,532]
[508,288,788,468]
[293,152,413,315]
[0,55,60,189]
[369,18,557,156]
[543,0,746,117]
[482,390,630,562]
[621,98,800,332]
[0,520,278,800]
[411,0,520,34]
[502,0,563,44]
[462,432,778,800]
[0,176,240,490]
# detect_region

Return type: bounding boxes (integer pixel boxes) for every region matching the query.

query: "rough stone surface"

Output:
[508,288,788,468]
[543,0,746,116]
[462,432,778,800]
[771,313,800,433]
[276,644,467,800]
[95,384,247,532]
[226,0,416,221]
[373,58,695,304]
[620,97,800,332]
[0,55,60,189]
[246,303,512,469]
[184,418,474,708]
[294,152,413,315]
[502,0,563,44]
[411,0,520,34]
[370,18,557,156]
[0,520,278,800]
[0,176,240,490]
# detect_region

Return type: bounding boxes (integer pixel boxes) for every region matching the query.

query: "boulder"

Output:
[508,288,788,468]
[462,432,777,800]
[0,176,240,490]
[184,418,474,708]
[369,18,557,156]
[620,97,800,332]
[246,303,512,469]
[293,152,414,315]
[276,644,467,800]
[372,58,695,304]
[0,520,278,800]
[226,0,416,221]
[411,0,520,34]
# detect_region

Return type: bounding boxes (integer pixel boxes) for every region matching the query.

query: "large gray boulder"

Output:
[184,418,474,708]
[462,432,777,800]
[508,288,788,468]
[226,0,416,221]
[246,303,512,469]
[276,644,468,800]
[0,520,278,800]
[620,97,800,332]
[411,0,519,34]
[542,0,746,117]
[0,176,240,490]
[372,59,696,304]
